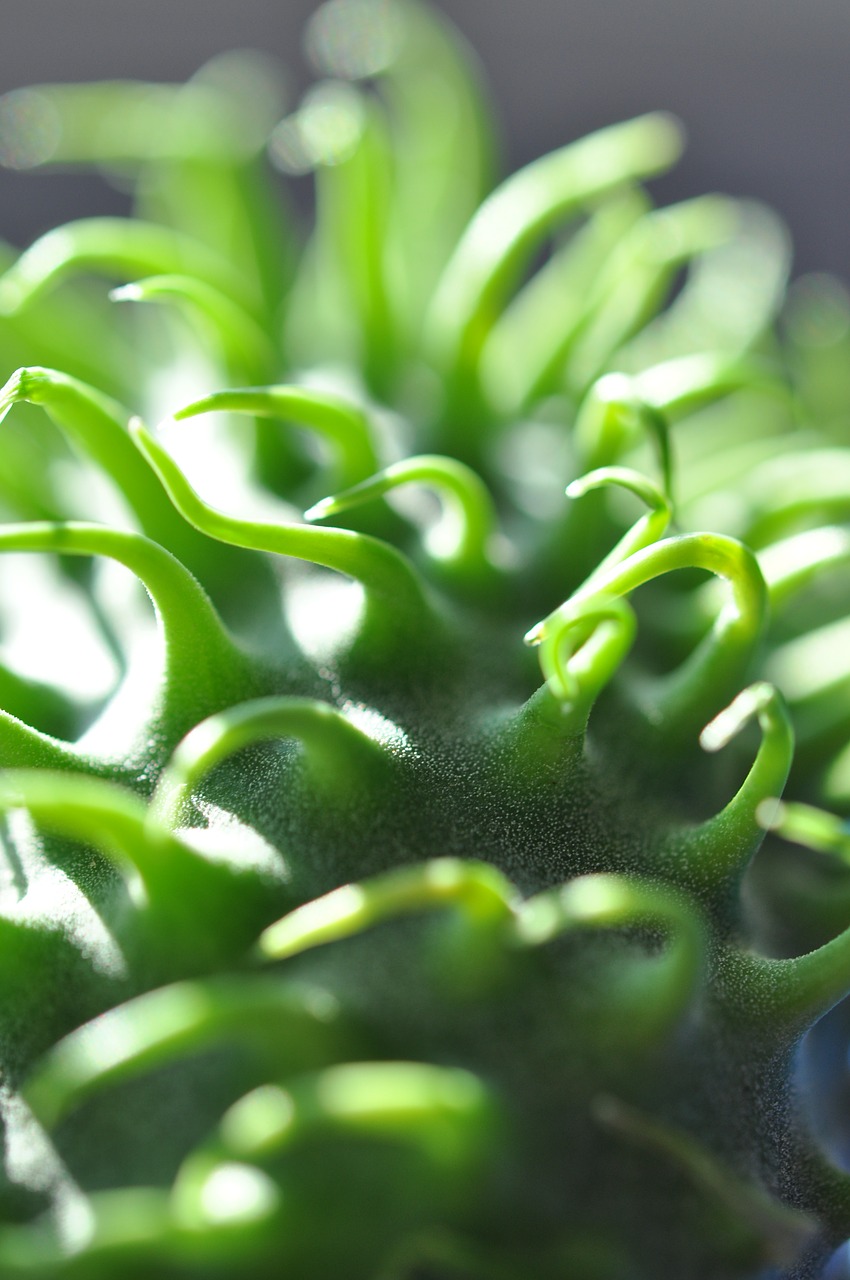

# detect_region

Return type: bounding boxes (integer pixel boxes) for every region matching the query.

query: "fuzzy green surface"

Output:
[1,3,850,1278]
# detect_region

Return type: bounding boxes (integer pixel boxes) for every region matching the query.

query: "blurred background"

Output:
[0,0,848,277]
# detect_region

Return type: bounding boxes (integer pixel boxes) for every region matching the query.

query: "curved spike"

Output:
[257,859,518,963]
[532,409,674,601]
[528,532,767,740]
[525,595,636,732]
[725,805,850,1040]
[708,532,850,761]
[0,768,169,885]
[537,357,768,597]
[24,975,348,1131]
[0,366,272,611]
[0,523,251,746]
[631,350,780,418]
[726,934,850,1048]
[672,683,794,894]
[306,0,496,328]
[306,454,504,586]
[0,709,86,771]
[568,465,673,583]
[152,696,391,828]
[764,615,850,755]
[488,683,589,791]
[0,217,253,316]
[564,195,738,393]
[480,192,649,416]
[111,275,277,381]
[0,365,182,536]
[759,525,850,611]
[426,113,683,422]
[650,201,790,359]
[0,74,293,320]
[193,1060,494,1167]
[572,373,673,498]
[277,85,399,396]
[738,448,850,547]
[0,770,280,966]
[173,384,379,491]
[130,418,435,662]
[758,801,850,866]
[515,873,705,1043]
[173,1061,496,1255]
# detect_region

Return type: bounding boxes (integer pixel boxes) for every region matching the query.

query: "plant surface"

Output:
[1,3,850,1277]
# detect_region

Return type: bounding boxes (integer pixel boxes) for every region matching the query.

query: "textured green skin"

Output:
[2,4,850,1278]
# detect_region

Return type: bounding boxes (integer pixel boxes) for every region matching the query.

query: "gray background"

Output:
[1,0,848,277]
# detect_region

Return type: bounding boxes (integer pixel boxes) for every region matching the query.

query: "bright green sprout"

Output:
[2,2,850,1277]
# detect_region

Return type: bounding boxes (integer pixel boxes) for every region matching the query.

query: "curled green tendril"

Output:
[306,454,502,584]
[281,84,398,395]
[426,113,683,421]
[745,926,850,1043]
[572,372,673,498]
[187,1060,494,1168]
[257,858,518,962]
[759,525,850,610]
[757,800,850,864]
[515,873,705,1044]
[130,417,434,664]
[24,977,347,1130]
[152,696,389,828]
[172,384,379,491]
[308,2,494,190]
[724,805,850,1038]
[631,350,778,418]
[480,192,649,415]
[526,595,636,730]
[0,522,250,754]
[673,683,794,896]
[0,217,252,317]
[305,0,497,328]
[0,18,846,1276]
[565,195,737,393]
[110,276,277,381]
[529,532,767,739]
[7,70,294,320]
[0,365,288,616]
[568,465,672,585]
[0,366,184,541]
[737,448,850,547]
[0,770,277,969]
[764,614,850,758]
[173,1060,496,1264]
[0,767,169,871]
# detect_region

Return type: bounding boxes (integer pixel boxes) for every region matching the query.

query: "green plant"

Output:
[2,2,850,1276]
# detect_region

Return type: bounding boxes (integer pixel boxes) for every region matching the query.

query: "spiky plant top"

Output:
[1,2,850,1276]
